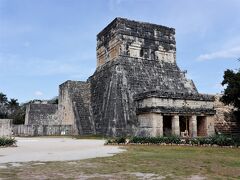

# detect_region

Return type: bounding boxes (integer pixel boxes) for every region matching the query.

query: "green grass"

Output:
[72,134,106,139]
[0,146,240,179]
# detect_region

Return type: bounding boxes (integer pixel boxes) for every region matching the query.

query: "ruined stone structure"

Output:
[214,94,240,135]
[12,124,73,136]
[24,18,217,137]
[0,119,12,137]
[13,102,73,136]
[56,18,215,137]
[25,103,59,125]
[58,80,94,135]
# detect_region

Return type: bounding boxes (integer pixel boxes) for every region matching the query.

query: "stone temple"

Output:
[22,18,216,137]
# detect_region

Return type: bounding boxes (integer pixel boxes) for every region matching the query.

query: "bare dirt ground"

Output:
[0,137,124,164]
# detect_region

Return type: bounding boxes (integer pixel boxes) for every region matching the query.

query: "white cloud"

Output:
[197,46,240,61]
[34,91,43,97]
[0,52,95,77]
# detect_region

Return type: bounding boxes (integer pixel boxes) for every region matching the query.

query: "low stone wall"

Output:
[25,103,59,125]
[12,125,73,136]
[0,119,12,137]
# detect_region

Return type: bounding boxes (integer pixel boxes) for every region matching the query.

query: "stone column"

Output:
[189,115,197,137]
[171,115,180,136]
[152,113,163,136]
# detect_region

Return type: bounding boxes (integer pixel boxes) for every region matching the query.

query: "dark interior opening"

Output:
[140,49,144,57]
[179,116,189,136]
[163,116,172,136]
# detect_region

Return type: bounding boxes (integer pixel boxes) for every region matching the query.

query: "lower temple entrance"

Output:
[138,113,211,137]
[179,116,189,137]
[163,116,172,136]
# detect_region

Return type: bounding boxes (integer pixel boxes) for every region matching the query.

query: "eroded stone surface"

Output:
[22,18,219,137]
[88,18,215,136]
[0,119,12,137]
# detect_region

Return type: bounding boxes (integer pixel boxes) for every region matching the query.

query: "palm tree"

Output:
[8,98,19,109]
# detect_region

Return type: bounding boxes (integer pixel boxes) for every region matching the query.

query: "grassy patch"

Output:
[72,134,106,140]
[0,146,239,179]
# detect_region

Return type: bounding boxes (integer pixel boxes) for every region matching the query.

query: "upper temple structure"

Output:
[20,18,218,137]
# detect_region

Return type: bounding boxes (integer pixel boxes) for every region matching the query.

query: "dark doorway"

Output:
[163,116,172,136]
[179,116,189,137]
[197,116,207,136]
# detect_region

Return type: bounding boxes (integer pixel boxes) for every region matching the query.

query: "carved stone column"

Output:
[189,115,197,137]
[171,115,180,136]
[154,114,163,136]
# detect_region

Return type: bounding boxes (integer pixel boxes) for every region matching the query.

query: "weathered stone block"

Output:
[0,119,12,137]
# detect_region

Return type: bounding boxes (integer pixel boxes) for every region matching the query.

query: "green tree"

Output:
[8,98,19,107]
[221,69,240,112]
[7,98,25,124]
[10,106,26,124]
[7,98,19,112]
[0,92,25,123]
[0,92,8,118]
[0,92,8,104]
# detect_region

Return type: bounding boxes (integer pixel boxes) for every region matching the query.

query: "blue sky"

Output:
[0,0,239,103]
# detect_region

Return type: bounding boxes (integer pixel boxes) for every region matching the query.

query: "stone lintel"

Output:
[134,90,215,101]
[136,107,216,116]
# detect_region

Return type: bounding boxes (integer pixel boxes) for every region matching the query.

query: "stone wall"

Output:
[12,125,73,136]
[137,113,162,136]
[25,103,59,125]
[214,95,240,134]
[0,119,12,137]
[137,97,214,111]
[58,80,94,135]
[97,17,176,67]
[206,115,215,136]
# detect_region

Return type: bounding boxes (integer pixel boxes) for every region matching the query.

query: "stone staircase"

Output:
[72,84,94,135]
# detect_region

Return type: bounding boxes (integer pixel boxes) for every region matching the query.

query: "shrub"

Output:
[115,137,126,144]
[232,135,240,147]
[0,137,16,147]
[210,135,234,146]
[190,138,199,145]
[165,135,181,144]
[128,136,181,144]
[106,134,239,147]
[196,137,211,145]
[105,137,126,144]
